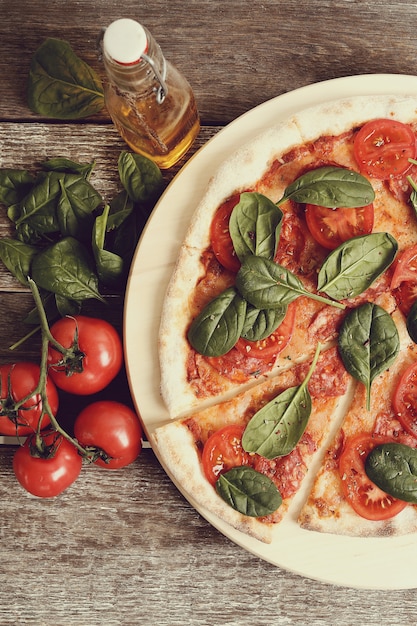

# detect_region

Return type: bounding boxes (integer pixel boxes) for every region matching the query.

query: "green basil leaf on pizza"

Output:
[229,192,283,262]
[215,466,282,517]
[338,302,400,410]
[240,302,287,342]
[317,232,398,300]
[365,443,417,504]
[241,345,320,459]
[276,166,375,208]
[236,255,345,310]
[187,286,247,357]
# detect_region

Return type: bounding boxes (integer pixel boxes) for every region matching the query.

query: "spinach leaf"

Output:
[107,190,134,230]
[240,303,287,342]
[31,237,104,303]
[187,287,247,357]
[366,443,417,503]
[407,299,417,344]
[9,172,102,243]
[0,169,35,207]
[118,151,164,205]
[338,302,400,410]
[229,192,283,262]
[40,158,95,179]
[0,237,38,285]
[27,38,104,119]
[276,166,375,208]
[317,232,398,300]
[215,466,282,517]
[92,205,124,287]
[242,344,320,458]
[236,255,345,310]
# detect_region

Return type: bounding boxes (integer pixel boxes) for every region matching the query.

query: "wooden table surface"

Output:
[2,1,417,624]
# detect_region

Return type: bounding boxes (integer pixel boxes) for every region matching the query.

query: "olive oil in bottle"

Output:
[102,18,200,169]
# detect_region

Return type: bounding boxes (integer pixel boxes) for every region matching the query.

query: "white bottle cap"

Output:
[103,18,148,65]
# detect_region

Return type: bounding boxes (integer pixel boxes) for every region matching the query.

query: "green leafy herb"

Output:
[236,255,345,310]
[242,344,321,458]
[40,157,95,179]
[0,169,35,206]
[187,287,247,356]
[118,152,164,205]
[317,232,398,300]
[215,466,282,517]
[0,238,38,286]
[27,38,104,119]
[229,192,283,262]
[240,303,287,342]
[31,237,105,303]
[366,443,417,503]
[276,166,375,208]
[92,205,124,287]
[338,302,400,410]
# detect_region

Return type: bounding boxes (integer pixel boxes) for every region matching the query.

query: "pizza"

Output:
[153,94,417,544]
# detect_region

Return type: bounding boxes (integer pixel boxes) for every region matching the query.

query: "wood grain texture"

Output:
[1,0,417,623]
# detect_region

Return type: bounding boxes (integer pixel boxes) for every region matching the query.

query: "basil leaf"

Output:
[41,158,95,179]
[242,344,320,458]
[240,303,287,342]
[31,236,105,303]
[338,302,399,410]
[229,192,283,262]
[236,255,345,310]
[277,166,375,208]
[215,466,282,517]
[118,152,164,205]
[317,232,398,300]
[0,237,38,285]
[92,205,124,287]
[27,38,104,119]
[8,172,61,234]
[57,177,101,241]
[0,169,35,207]
[187,287,247,356]
[366,443,417,503]
[407,299,417,344]
[107,190,135,230]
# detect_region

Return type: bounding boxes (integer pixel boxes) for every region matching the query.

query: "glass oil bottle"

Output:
[101,18,200,169]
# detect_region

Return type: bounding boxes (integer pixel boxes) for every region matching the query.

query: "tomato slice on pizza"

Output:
[353,118,416,179]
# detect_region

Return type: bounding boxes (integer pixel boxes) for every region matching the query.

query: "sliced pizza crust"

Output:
[154,347,351,543]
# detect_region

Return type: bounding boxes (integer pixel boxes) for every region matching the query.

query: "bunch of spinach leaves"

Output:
[0,151,164,323]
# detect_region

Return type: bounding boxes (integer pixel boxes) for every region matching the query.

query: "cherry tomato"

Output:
[210,194,242,273]
[0,362,59,437]
[354,118,416,179]
[393,361,417,438]
[13,431,82,497]
[47,316,123,395]
[390,244,417,315]
[234,300,296,359]
[305,203,374,250]
[338,433,407,520]
[74,401,142,469]
[202,424,251,485]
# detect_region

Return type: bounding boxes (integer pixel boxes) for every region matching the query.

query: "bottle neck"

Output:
[103,27,167,96]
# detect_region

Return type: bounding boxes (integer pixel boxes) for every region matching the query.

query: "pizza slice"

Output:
[298,292,417,537]
[153,345,352,543]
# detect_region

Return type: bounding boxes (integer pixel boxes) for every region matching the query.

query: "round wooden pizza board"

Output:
[124,74,417,589]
